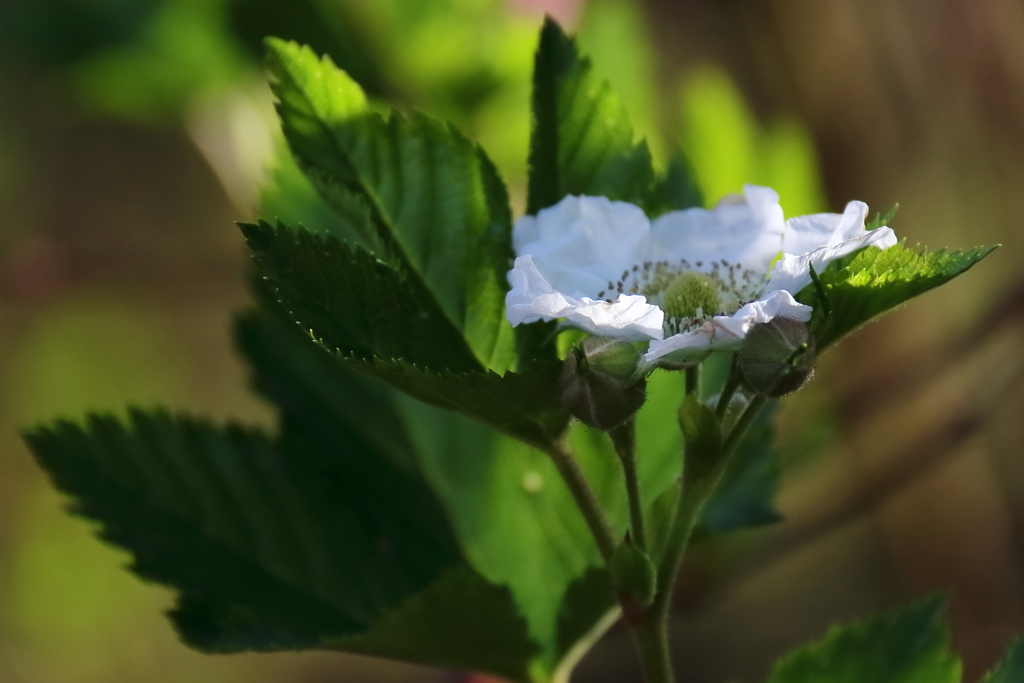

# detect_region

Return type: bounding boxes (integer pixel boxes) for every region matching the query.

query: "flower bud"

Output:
[737,317,817,397]
[611,542,656,610]
[557,337,647,430]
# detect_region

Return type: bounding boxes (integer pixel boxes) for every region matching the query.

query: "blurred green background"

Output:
[0,0,1022,681]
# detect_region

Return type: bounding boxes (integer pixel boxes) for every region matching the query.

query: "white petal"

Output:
[767,226,897,295]
[512,196,652,299]
[506,256,664,340]
[644,290,812,363]
[782,200,871,256]
[648,184,786,279]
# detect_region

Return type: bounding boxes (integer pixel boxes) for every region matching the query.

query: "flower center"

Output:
[661,271,721,319]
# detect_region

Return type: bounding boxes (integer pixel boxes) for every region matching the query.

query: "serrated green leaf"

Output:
[521,18,666,368]
[983,638,1024,683]
[243,222,568,449]
[555,566,617,658]
[797,242,997,349]
[266,38,515,373]
[234,301,417,473]
[329,565,538,682]
[767,596,961,683]
[259,143,380,253]
[238,304,539,680]
[24,411,463,647]
[235,301,561,678]
[527,17,654,214]
[242,220,482,375]
[337,354,568,452]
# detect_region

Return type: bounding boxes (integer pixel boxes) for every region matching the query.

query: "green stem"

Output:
[685,366,700,396]
[715,369,741,419]
[656,395,767,608]
[611,419,646,551]
[631,612,674,683]
[544,441,618,562]
[629,395,768,683]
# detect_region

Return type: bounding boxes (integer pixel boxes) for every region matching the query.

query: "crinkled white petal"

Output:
[512,196,652,299]
[506,255,664,340]
[644,290,812,363]
[648,184,785,277]
[767,226,897,295]
[782,200,872,255]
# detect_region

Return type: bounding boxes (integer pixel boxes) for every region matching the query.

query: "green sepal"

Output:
[866,203,899,230]
[767,596,961,683]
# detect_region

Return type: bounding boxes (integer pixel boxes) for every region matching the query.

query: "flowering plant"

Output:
[23,17,1011,683]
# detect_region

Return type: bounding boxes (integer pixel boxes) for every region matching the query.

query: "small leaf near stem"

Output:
[611,418,647,552]
[543,442,618,563]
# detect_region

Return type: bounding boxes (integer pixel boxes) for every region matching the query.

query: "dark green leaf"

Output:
[338,355,569,451]
[554,566,618,675]
[527,17,654,214]
[24,411,462,647]
[699,401,781,534]
[238,305,541,679]
[266,38,516,373]
[767,596,961,683]
[401,392,666,677]
[234,301,416,472]
[984,638,1024,683]
[797,242,997,349]
[259,144,381,253]
[645,152,704,216]
[229,0,390,97]
[330,566,538,682]
[242,220,482,375]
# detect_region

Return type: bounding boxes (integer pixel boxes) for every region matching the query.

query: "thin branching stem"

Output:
[544,441,618,562]
[611,418,646,551]
[715,367,741,419]
[631,395,769,683]
[685,366,700,396]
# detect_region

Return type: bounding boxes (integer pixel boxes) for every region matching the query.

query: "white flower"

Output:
[505,185,897,365]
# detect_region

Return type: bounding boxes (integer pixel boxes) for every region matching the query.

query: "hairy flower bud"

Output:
[737,317,817,397]
[558,337,647,430]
